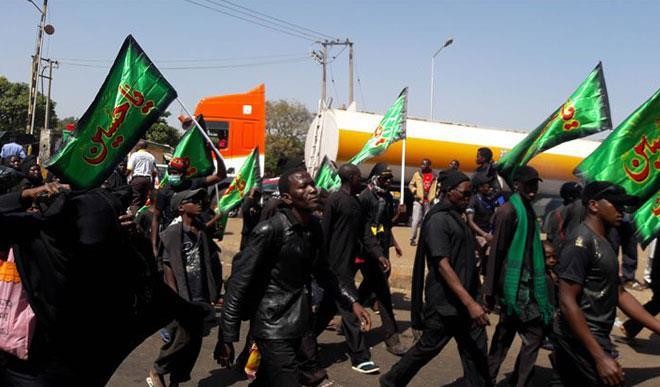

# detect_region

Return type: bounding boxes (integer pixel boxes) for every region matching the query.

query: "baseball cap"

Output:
[513,166,543,183]
[582,181,639,208]
[171,188,207,211]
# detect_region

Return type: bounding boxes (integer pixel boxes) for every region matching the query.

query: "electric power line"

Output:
[57,56,310,70]
[210,0,337,41]
[56,52,307,64]
[181,0,316,42]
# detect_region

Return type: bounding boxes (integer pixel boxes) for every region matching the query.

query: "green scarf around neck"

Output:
[503,193,553,324]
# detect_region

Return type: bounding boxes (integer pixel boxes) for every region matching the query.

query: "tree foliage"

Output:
[0,76,58,134]
[265,100,312,176]
[145,111,180,147]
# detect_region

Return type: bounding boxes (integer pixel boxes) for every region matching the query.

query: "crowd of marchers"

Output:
[0,136,658,387]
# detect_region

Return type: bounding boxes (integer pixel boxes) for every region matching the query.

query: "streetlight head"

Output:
[444,38,454,47]
[44,24,55,35]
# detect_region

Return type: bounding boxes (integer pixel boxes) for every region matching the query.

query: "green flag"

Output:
[218,147,260,212]
[575,88,659,202]
[348,87,407,165]
[314,156,341,192]
[46,35,177,189]
[633,191,660,247]
[497,62,611,184]
[161,125,214,187]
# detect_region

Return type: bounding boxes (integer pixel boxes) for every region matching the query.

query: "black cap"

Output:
[439,170,470,191]
[171,188,207,211]
[471,172,494,187]
[559,182,582,201]
[582,181,639,208]
[369,162,393,179]
[513,166,543,183]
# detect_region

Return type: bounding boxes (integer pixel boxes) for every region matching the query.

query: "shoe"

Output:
[384,333,408,356]
[410,239,417,246]
[315,379,343,387]
[146,370,165,387]
[352,361,380,374]
[624,280,647,291]
[616,319,637,342]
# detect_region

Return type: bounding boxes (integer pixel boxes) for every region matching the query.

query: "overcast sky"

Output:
[2,0,658,133]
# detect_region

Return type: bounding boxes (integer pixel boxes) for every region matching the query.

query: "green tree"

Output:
[145,111,180,147]
[265,100,312,176]
[0,75,58,134]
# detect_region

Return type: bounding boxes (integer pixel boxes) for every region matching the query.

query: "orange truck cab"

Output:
[194,84,266,176]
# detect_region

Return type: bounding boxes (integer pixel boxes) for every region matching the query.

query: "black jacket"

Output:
[221,207,358,342]
[158,222,221,303]
[358,187,393,260]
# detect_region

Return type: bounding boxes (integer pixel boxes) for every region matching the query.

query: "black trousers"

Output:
[380,315,490,387]
[0,367,82,387]
[250,338,302,387]
[130,176,151,208]
[610,223,638,283]
[552,334,620,387]
[314,290,371,366]
[487,313,545,387]
[153,318,203,383]
[623,244,660,337]
[358,258,399,336]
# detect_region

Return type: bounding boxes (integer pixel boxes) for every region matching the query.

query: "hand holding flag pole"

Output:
[176,97,226,165]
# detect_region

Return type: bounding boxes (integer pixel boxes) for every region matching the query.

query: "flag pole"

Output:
[176,97,224,162]
[400,138,406,204]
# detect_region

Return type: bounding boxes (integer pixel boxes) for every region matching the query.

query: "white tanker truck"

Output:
[305,106,601,197]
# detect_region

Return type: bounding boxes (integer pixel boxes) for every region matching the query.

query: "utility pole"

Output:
[348,40,354,106]
[26,0,48,135]
[42,58,58,131]
[321,42,328,108]
[313,39,354,109]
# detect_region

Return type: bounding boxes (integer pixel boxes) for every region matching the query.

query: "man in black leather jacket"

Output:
[218,168,371,386]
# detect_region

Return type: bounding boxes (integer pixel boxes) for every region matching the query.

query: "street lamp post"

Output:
[430,37,454,121]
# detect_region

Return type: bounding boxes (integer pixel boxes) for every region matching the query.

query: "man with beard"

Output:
[218,168,371,386]
[552,182,660,386]
[484,166,553,387]
[380,170,491,387]
[358,163,407,356]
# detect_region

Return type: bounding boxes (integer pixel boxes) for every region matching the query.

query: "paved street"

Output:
[108,219,660,386]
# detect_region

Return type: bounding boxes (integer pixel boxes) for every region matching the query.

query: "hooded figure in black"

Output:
[0,183,196,386]
[381,170,491,387]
